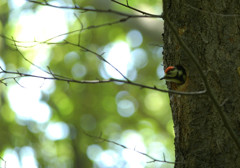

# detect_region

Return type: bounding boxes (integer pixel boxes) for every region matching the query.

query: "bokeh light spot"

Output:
[45,122,69,140]
[127,30,143,48]
[87,144,103,161]
[117,99,135,117]
[20,146,38,168]
[131,48,148,69]
[72,63,87,78]
[103,42,131,79]
[8,84,51,123]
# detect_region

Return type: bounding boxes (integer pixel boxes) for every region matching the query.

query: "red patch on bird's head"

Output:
[164,66,175,73]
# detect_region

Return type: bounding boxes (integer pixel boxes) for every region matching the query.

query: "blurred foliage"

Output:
[0,0,174,168]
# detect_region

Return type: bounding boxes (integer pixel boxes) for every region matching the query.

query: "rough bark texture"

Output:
[163,0,240,167]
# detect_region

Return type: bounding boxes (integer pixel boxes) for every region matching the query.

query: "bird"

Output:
[160,65,186,84]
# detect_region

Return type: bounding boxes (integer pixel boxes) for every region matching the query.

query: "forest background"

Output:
[0,0,175,168]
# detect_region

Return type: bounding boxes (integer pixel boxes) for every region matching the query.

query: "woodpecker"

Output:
[160,65,186,84]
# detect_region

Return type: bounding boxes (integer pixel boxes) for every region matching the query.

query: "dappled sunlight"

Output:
[11,3,68,42]
[7,83,52,123]
[0,59,5,77]
[86,130,150,168]
[127,29,143,48]
[157,63,165,80]
[100,36,147,81]
[102,41,132,80]
[131,48,148,69]
[8,0,25,8]
[3,147,38,168]
[99,150,119,167]
[45,122,70,140]
[117,99,135,117]
[121,130,147,168]
[71,63,87,79]
[20,147,38,168]
[3,149,21,168]
[116,90,138,117]
[0,0,173,167]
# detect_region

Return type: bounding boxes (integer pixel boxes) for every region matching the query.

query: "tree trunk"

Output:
[163,0,240,167]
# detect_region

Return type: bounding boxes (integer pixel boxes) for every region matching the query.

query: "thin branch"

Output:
[42,17,130,43]
[1,16,131,45]
[0,67,206,95]
[126,0,129,6]
[63,40,131,82]
[0,156,6,168]
[10,37,73,81]
[0,34,207,95]
[27,0,160,18]
[12,37,49,74]
[14,77,25,88]
[84,132,177,165]
[163,13,240,150]
[71,0,78,8]
[111,0,162,17]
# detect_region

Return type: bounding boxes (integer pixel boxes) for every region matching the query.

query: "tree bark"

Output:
[163,0,240,167]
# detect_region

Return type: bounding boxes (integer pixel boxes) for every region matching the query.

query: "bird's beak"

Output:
[160,76,166,80]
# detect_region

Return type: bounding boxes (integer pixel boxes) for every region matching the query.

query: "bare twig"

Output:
[84,132,177,165]
[111,0,161,17]
[126,0,129,6]
[10,37,74,81]
[43,17,130,43]
[1,16,131,46]
[0,34,207,95]
[64,40,131,81]
[27,0,161,18]
[0,156,6,168]
[7,36,130,82]
[0,67,206,95]
[11,37,49,74]
[0,27,208,96]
